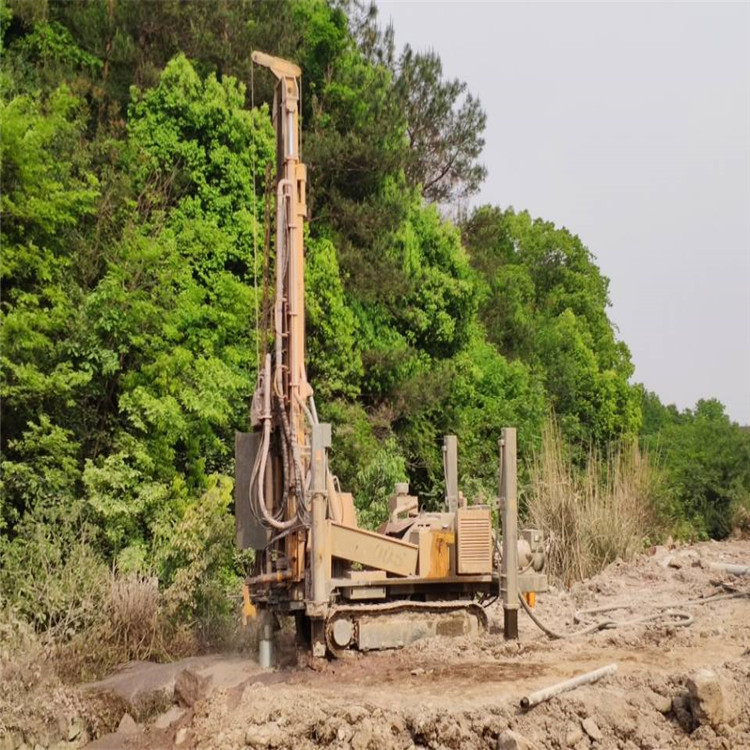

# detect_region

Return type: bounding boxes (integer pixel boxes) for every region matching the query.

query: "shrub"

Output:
[730,495,750,539]
[0,475,243,680]
[526,419,659,586]
[353,438,409,530]
[153,474,240,648]
[0,506,108,638]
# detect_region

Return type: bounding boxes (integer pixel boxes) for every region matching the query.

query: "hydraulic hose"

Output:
[249,355,296,531]
[518,589,748,640]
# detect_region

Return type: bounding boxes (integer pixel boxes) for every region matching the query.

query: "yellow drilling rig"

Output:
[235,52,547,663]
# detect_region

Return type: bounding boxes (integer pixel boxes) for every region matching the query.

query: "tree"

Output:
[396,45,487,205]
[0,80,99,531]
[640,394,750,538]
[462,206,641,446]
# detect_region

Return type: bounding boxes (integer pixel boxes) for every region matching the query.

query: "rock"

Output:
[345,705,369,724]
[564,723,583,747]
[174,668,210,708]
[244,723,285,749]
[84,655,251,719]
[672,694,694,732]
[390,716,406,735]
[648,690,672,714]
[49,742,79,750]
[350,719,373,750]
[30,728,57,748]
[153,706,187,729]
[581,717,603,741]
[84,661,175,716]
[116,714,140,736]
[687,669,737,727]
[68,719,85,742]
[80,732,129,750]
[54,714,83,743]
[174,728,188,746]
[497,729,535,750]
[668,550,701,569]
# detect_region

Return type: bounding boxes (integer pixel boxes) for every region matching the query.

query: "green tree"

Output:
[0,81,99,530]
[78,55,273,556]
[305,234,362,401]
[396,44,487,204]
[463,206,641,445]
[640,394,750,538]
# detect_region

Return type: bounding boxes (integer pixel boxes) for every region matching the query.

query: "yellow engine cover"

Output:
[456,506,493,574]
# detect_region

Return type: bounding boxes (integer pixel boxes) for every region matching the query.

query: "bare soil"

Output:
[2,540,749,750]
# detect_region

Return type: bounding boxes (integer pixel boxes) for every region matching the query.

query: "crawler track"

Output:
[324,599,489,657]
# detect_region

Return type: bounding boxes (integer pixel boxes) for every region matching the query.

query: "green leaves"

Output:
[306,235,362,400]
[1,50,273,570]
[463,206,640,447]
[128,54,273,228]
[1,86,99,238]
[641,394,750,539]
[390,203,476,358]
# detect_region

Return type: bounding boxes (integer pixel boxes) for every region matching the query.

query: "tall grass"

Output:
[526,419,659,586]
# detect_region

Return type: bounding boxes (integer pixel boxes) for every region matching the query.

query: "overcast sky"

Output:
[379,1,750,425]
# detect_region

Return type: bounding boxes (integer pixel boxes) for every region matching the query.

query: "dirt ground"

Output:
[2,539,749,750]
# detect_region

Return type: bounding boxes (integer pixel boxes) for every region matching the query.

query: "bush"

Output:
[526,419,660,586]
[353,438,409,530]
[0,506,108,638]
[730,495,750,539]
[0,475,243,680]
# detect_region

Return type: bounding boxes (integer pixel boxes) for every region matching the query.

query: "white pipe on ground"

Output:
[520,663,618,710]
[708,562,750,576]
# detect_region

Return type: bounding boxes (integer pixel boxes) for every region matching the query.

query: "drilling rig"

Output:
[235,52,547,663]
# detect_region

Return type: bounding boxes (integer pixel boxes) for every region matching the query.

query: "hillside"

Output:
[1,0,749,689]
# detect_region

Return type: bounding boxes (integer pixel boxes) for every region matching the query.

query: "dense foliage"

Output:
[1,0,748,647]
[639,391,750,539]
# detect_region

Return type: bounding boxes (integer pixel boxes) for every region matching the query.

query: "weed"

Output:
[526,419,660,586]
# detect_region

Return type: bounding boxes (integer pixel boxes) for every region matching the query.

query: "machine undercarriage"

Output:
[235,52,547,663]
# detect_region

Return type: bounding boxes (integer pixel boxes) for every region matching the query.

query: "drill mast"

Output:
[247,51,313,584]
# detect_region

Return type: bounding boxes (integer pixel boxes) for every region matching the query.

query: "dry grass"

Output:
[54,572,198,682]
[730,498,750,539]
[526,419,659,586]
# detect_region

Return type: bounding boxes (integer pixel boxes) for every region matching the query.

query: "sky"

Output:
[379,1,750,425]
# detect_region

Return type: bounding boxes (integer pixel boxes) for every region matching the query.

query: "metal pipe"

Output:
[311,423,331,606]
[443,435,458,512]
[708,562,750,576]
[309,393,319,424]
[252,355,296,531]
[520,663,618,710]
[247,570,294,586]
[274,179,292,401]
[500,428,519,639]
[326,469,341,523]
[258,608,274,668]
